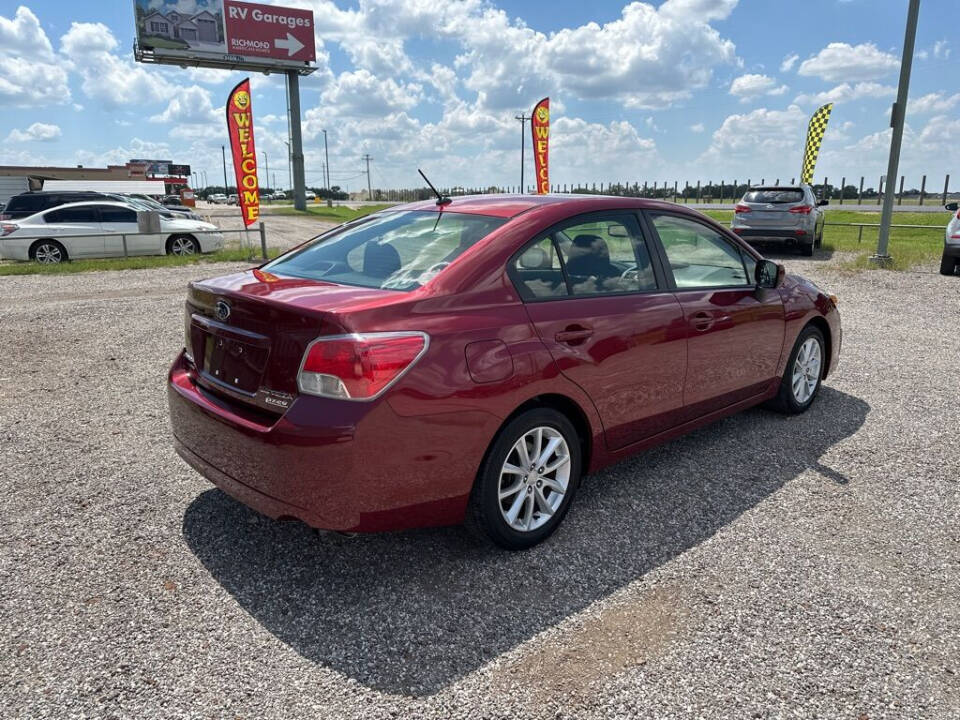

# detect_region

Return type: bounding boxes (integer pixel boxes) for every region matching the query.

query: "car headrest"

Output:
[518,245,549,269]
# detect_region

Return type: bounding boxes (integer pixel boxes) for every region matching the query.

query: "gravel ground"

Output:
[1,250,958,719]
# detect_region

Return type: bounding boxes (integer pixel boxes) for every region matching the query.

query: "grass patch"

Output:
[697,208,947,271]
[0,247,283,276]
[270,204,393,222]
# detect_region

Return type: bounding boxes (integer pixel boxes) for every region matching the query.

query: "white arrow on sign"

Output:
[274,32,304,57]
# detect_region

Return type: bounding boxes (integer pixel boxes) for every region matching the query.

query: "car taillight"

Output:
[1,223,17,235]
[0,213,11,221]
[734,204,751,214]
[298,332,428,400]
[789,205,813,214]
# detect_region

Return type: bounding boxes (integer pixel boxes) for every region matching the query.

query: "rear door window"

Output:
[6,195,45,214]
[510,213,659,300]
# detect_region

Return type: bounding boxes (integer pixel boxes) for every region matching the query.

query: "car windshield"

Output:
[743,189,805,204]
[263,210,508,291]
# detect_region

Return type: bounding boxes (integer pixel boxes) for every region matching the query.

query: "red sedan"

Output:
[168,194,840,550]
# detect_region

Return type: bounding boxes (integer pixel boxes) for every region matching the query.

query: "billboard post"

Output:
[287,71,306,211]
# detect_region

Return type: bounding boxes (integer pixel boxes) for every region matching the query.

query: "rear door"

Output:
[97,205,157,256]
[513,211,688,450]
[645,211,785,418]
[41,206,105,257]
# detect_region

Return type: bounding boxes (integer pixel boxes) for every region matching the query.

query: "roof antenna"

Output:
[418,168,451,207]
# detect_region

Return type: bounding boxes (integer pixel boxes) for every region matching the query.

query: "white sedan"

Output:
[0,201,224,263]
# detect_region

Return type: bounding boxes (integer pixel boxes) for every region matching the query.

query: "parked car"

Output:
[0,191,111,220]
[941,202,960,276]
[228,194,239,205]
[730,184,828,256]
[0,201,223,263]
[168,194,841,550]
[273,191,287,200]
[208,193,229,204]
[305,190,316,200]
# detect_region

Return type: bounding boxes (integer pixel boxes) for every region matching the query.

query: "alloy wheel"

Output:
[170,237,197,255]
[34,243,63,264]
[791,337,822,404]
[497,426,571,532]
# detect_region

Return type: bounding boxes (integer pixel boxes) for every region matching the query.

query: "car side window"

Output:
[510,214,658,300]
[98,206,137,224]
[45,207,99,224]
[650,214,750,289]
[555,217,657,296]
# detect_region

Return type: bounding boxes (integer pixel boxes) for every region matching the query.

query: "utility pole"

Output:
[221,145,229,192]
[874,0,920,265]
[363,154,373,201]
[515,112,530,193]
[261,151,269,192]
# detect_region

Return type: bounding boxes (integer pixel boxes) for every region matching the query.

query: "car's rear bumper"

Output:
[167,353,481,532]
[733,228,812,242]
[943,243,960,258]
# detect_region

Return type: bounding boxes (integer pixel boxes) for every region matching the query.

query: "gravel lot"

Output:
[1,250,958,718]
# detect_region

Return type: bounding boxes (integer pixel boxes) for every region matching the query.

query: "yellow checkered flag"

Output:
[800,103,833,185]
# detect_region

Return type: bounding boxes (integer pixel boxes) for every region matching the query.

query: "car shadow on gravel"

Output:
[747,242,836,262]
[182,385,868,697]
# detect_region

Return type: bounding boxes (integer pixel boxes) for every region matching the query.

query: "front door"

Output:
[645,211,785,418]
[97,205,157,256]
[512,212,687,450]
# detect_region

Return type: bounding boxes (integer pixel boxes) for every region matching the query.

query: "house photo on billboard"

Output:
[134,0,225,53]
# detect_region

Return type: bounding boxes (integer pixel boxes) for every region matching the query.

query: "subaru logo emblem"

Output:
[215,300,231,321]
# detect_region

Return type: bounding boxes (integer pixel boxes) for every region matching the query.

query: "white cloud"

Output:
[794,81,896,106]
[933,40,951,59]
[149,85,219,125]
[60,22,179,107]
[320,70,421,117]
[797,42,899,83]
[0,6,70,108]
[729,73,788,101]
[780,53,799,72]
[908,92,960,115]
[6,122,62,143]
[698,105,808,177]
[690,122,705,133]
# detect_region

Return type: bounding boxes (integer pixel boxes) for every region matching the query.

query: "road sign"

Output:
[223,0,315,62]
[133,0,316,74]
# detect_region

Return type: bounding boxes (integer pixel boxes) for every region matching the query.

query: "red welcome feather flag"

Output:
[531,97,550,195]
[226,79,260,226]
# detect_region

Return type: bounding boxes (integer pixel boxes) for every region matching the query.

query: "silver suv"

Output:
[942,202,960,276]
[731,184,827,256]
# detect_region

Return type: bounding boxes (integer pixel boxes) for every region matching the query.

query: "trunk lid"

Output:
[185,270,401,415]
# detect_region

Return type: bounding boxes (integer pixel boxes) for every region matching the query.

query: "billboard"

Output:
[133,0,316,73]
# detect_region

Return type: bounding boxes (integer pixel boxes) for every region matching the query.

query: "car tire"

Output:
[765,325,826,414]
[800,241,814,257]
[29,239,68,264]
[167,235,200,256]
[940,252,957,276]
[466,408,582,550]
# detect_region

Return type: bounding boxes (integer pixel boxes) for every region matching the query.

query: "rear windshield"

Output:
[263,210,508,291]
[743,189,805,204]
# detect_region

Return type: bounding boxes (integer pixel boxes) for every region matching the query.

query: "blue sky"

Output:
[1,0,957,192]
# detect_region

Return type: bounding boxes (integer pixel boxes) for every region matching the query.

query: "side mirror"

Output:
[946,202,959,212]
[755,259,785,289]
[817,199,829,206]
